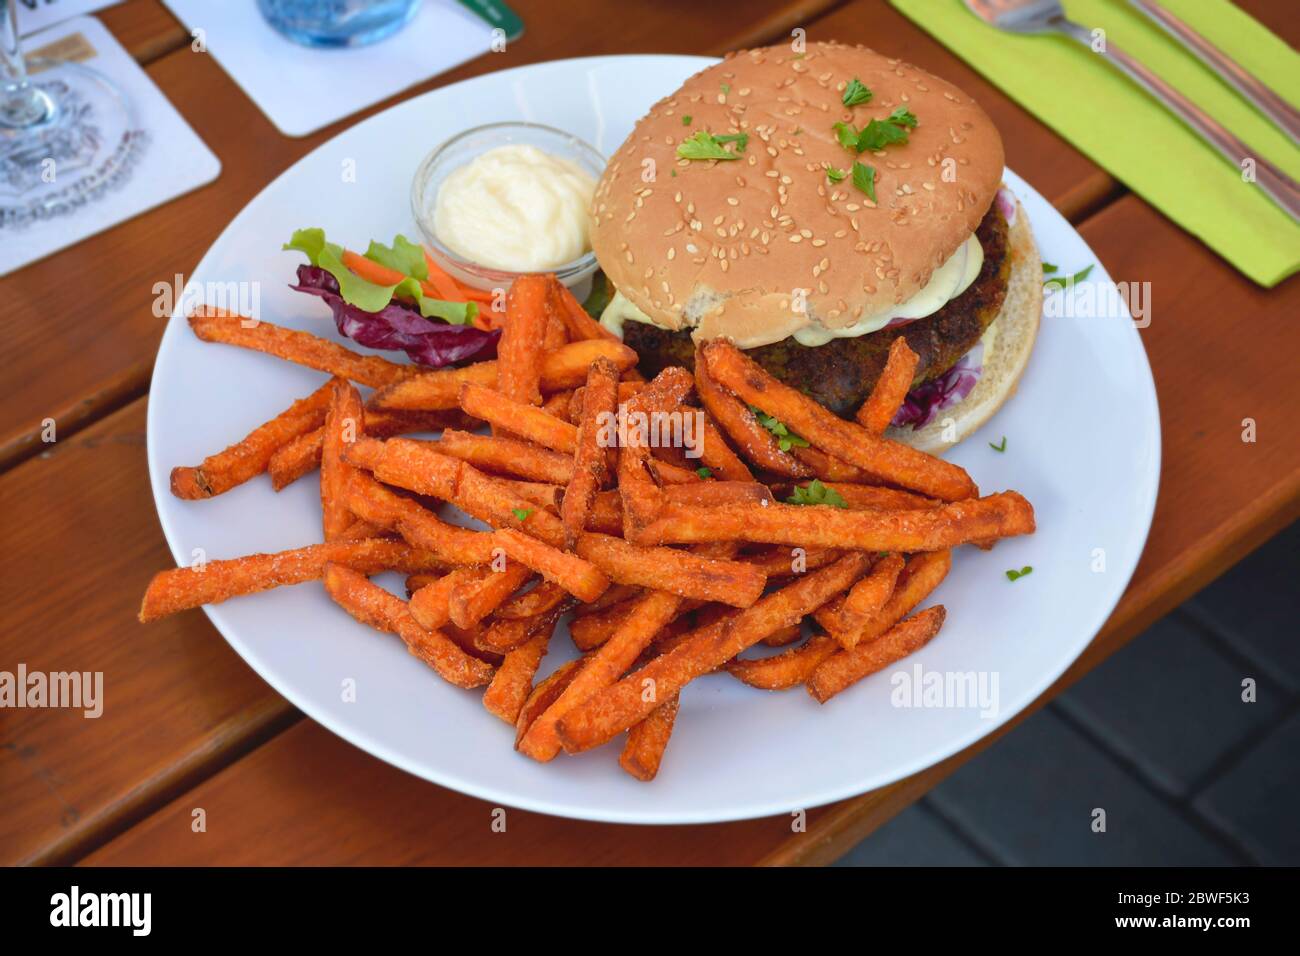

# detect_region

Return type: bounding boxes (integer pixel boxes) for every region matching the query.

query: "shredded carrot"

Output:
[422,250,468,301]
[342,248,470,305]
[341,249,406,287]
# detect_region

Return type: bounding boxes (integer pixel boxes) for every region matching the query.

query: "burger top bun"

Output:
[589,42,1006,348]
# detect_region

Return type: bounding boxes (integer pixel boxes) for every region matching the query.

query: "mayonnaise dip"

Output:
[433,144,596,272]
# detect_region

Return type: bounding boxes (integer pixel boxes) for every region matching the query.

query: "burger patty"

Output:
[624,203,1011,417]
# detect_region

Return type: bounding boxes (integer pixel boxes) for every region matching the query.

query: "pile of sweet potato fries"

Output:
[141,273,1035,781]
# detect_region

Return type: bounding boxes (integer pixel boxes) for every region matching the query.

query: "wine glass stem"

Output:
[0,0,54,128]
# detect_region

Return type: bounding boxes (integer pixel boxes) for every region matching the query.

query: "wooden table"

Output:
[2,0,1295,867]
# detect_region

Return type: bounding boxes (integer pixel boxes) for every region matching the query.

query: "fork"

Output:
[964,0,1300,225]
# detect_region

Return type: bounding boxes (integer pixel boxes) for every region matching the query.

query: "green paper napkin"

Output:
[891,0,1300,286]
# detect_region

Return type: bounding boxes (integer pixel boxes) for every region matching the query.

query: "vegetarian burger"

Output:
[589,41,1042,452]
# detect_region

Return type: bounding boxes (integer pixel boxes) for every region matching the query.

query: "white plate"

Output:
[147,55,1160,824]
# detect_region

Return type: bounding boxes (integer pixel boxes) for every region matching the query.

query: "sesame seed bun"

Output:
[589,41,1007,348]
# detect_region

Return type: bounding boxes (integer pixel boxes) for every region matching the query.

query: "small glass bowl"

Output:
[410,122,606,291]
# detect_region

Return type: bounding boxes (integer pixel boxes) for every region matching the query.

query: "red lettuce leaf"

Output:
[291,265,498,368]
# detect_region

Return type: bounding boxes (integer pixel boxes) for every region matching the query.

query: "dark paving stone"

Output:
[1056,615,1285,798]
[833,802,988,867]
[1193,709,1300,866]
[927,709,1239,865]
[1184,521,1300,692]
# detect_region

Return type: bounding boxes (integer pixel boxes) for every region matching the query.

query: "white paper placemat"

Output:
[0,16,221,276]
[16,0,121,36]
[161,0,501,137]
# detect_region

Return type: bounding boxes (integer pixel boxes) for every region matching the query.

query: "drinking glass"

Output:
[0,0,142,229]
[258,0,423,48]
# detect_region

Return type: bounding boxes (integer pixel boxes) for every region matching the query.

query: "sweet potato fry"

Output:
[790,447,874,482]
[436,429,574,484]
[321,379,365,540]
[188,309,412,388]
[694,343,812,478]
[561,358,619,547]
[371,339,638,411]
[345,471,496,565]
[691,407,753,482]
[840,553,906,634]
[344,436,458,500]
[662,481,772,509]
[633,493,1035,552]
[482,604,565,723]
[541,388,573,419]
[553,279,620,342]
[816,550,951,648]
[807,605,946,703]
[405,572,440,596]
[518,589,683,761]
[346,437,568,547]
[459,382,579,453]
[515,657,586,748]
[268,408,477,491]
[742,545,842,578]
[556,552,871,753]
[618,443,663,534]
[500,481,563,512]
[777,481,941,512]
[494,580,568,619]
[620,696,679,782]
[322,564,494,689]
[574,533,766,607]
[138,538,443,621]
[856,336,919,434]
[449,562,534,629]
[568,603,631,652]
[492,528,609,603]
[497,274,551,406]
[726,634,840,690]
[761,622,804,647]
[409,566,487,631]
[170,381,333,499]
[585,490,624,536]
[704,341,976,501]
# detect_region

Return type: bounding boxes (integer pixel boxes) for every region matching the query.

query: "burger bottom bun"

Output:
[885,196,1042,455]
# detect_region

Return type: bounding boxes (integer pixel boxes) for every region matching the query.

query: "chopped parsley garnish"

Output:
[713,132,749,151]
[695,466,713,479]
[852,161,876,202]
[1005,566,1033,582]
[511,507,533,522]
[857,118,911,151]
[1043,264,1094,291]
[750,406,809,452]
[989,436,1007,452]
[824,164,847,183]
[681,114,692,126]
[787,479,848,509]
[676,130,744,161]
[833,121,860,150]
[720,82,731,95]
[1042,262,1059,274]
[842,77,873,107]
[887,106,918,128]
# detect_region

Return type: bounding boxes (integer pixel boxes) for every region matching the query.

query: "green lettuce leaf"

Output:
[284,228,476,325]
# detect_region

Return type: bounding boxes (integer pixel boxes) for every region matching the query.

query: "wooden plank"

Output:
[82,721,834,866]
[805,0,1117,220]
[762,192,1300,864]
[81,192,1299,866]
[0,400,297,866]
[0,0,843,473]
[99,0,188,63]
